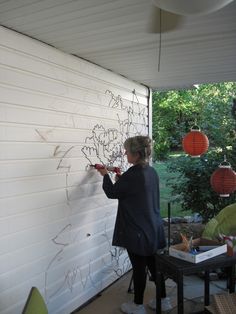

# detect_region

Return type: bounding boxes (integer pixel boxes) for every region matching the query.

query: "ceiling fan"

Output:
[149,0,234,33]
[148,0,234,72]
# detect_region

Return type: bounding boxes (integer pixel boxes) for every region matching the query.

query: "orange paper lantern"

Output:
[210,161,236,197]
[182,127,209,157]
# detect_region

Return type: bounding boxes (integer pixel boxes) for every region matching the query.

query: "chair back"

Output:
[22,287,48,314]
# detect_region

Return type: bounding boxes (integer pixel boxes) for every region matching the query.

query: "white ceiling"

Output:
[0,0,235,91]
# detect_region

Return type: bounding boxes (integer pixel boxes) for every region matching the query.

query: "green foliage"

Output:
[152,82,236,160]
[167,150,236,222]
[153,160,191,218]
[152,89,196,159]
[198,83,236,149]
[153,83,236,222]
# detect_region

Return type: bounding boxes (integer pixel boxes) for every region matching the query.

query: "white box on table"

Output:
[169,238,227,263]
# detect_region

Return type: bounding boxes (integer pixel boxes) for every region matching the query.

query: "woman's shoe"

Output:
[148,297,172,311]
[121,301,147,314]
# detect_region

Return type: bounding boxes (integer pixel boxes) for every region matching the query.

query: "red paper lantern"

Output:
[182,126,209,157]
[210,161,236,197]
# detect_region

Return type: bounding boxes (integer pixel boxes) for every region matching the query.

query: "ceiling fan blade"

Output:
[152,0,234,16]
[148,6,184,33]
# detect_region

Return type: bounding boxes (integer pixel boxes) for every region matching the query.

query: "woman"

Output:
[97,135,171,314]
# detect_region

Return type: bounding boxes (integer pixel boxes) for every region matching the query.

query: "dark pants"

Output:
[128,251,166,305]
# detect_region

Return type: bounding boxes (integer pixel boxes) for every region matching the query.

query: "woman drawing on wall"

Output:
[96,135,172,314]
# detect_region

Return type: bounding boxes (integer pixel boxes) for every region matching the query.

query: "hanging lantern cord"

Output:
[220,155,231,168]
[157,9,162,72]
[191,125,201,132]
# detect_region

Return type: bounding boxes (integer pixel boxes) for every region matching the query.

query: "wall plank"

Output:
[0,25,150,314]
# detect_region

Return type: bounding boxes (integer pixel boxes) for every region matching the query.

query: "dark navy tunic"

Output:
[102,164,166,256]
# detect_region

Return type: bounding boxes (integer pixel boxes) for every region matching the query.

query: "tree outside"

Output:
[153,82,236,222]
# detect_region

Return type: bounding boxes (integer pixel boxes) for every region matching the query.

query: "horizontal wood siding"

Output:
[0,26,149,314]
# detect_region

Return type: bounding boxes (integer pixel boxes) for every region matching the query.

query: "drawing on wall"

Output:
[41,89,148,303]
[82,89,147,170]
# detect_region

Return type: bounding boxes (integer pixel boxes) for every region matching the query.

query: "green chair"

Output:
[202,203,236,240]
[22,287,48,314]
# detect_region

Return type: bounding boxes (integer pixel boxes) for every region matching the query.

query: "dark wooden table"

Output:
[155,253,236,314]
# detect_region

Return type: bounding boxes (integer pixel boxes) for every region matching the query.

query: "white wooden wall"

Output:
[0,26,150,314]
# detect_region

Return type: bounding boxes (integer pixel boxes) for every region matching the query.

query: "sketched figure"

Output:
[44,88,147,304]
